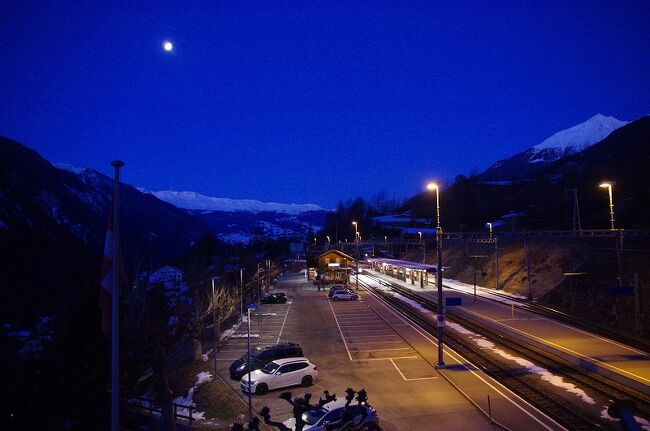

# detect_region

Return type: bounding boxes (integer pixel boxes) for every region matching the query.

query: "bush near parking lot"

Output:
[231,388,381,431]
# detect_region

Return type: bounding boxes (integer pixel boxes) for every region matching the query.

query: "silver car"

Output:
[330,288,358,301]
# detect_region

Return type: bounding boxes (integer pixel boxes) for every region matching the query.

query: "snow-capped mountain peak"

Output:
[531,114,628,154]
[149,190,326,215]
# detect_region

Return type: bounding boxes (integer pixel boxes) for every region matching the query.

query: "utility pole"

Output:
[634,273,642,335]
[525,235,532,300]
[495,236,499,290]
[565,188,582,232]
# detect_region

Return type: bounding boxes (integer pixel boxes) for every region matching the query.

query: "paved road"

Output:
[214,273,563,431]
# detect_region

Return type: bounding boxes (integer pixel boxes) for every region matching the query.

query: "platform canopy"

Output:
[367,257,438,271]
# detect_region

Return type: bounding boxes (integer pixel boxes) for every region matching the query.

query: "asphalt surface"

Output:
[214,272,562,430]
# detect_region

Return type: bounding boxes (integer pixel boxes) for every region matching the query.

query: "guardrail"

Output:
[127,397,197,425]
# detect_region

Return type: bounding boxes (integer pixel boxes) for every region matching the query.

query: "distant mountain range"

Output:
[143,190,328,245]
[478,114,629,182]
[147,189,326,214]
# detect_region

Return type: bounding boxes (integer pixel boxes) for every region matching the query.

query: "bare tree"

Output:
[209,284,239,367]
[124,280,183,431]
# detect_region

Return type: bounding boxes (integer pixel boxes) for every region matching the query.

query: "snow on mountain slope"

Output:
[149,190,326,214]
[529,114,628,161]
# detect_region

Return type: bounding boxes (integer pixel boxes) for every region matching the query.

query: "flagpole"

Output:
[111,160,124,431]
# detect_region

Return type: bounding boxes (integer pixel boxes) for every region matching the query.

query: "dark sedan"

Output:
[261,292,287,304]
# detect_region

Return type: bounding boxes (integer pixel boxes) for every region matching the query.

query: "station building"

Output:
[306,249,356,285]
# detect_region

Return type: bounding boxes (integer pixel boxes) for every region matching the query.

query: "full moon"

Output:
[163,41,173,52]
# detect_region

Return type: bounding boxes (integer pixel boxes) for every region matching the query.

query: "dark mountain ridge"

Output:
[404,116,650,231]
[0,136,210,320]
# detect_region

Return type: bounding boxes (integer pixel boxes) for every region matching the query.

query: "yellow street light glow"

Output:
[352,221,357,225]
[426,182,438,191]
[599,183,611,188]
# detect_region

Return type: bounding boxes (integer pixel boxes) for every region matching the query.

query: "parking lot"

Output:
[330,296,439,381]
[214,273,497,430]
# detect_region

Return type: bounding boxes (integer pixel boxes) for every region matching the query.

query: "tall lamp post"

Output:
[246,303,258,424]
[210,277,219,378]
[600,182,622,288]
[599,182,616,230]
[427,182,445,368]
[352,221,359,290]
[239,268,245,319]
[487,223,498,290]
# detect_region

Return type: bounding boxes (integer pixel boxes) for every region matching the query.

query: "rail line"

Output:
[436,279,650,354]
[358,274,650,430]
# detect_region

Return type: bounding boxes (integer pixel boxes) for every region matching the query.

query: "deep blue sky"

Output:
[1,1,649,208]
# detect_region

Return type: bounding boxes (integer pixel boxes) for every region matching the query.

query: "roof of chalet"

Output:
[316,249,355,261]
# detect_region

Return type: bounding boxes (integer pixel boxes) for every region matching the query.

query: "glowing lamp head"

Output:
[163,41,173,51]
[426,182,439,191]
[599,183,611,189]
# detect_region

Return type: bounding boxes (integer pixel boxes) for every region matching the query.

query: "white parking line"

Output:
[329,297,353,361]
[351,346,413,352]
[276,304,291,344]
[352,355,418,361]
[348,340,408,345]
[390,358,438,381]
[352,334,401,338]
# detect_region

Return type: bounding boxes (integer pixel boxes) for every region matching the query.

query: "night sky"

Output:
[1,1,649,208]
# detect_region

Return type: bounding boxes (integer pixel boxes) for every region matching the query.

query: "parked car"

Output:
[283,397,379,430]
[328,285,348,297]
[261,292,287,304]
[240,357,318,395]
[331,288,358,301]
[229,342,303,379]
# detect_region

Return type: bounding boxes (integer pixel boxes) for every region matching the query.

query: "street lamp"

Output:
[599,182,616,230]
[245,303,258,424]
[418,231,422,243]
[487,222,498,290]
[210,276,219,378]
[352,221,359,290]
[426,182,444,367]
[239,268,245,318]
[600,182,623,288]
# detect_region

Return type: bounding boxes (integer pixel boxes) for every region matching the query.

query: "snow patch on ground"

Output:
[445,320,596,405]
[173,372,212,420]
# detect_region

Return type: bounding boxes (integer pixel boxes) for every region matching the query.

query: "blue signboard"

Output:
[609,286,634,295]
[445,297,462,306]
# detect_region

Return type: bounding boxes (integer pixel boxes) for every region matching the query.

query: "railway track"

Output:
[439,280,650,354]
[358,274,650,431]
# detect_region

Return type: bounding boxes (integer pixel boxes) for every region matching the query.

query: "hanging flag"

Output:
[100,203,114,337]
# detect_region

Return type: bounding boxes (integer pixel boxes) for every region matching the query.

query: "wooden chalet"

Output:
[306,249,356,285]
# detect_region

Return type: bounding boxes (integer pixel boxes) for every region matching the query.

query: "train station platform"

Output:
[364,267,650,397]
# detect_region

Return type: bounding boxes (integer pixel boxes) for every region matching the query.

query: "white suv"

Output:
[241,357,318,395]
